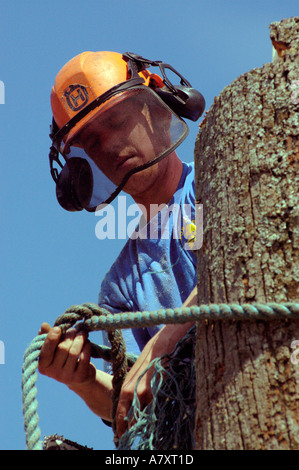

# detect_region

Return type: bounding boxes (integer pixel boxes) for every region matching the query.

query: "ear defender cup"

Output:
[56,157,94,211]
[156,85,206,122]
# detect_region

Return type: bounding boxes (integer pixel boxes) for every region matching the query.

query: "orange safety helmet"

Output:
[50,51,165,152]
[49,51,205,211]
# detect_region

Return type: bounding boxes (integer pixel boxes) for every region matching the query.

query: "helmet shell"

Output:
[50,51,157,149]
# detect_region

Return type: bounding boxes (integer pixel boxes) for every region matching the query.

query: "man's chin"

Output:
[122,167,158,197]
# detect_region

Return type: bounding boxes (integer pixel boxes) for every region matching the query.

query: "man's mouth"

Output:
[116,155,137,169]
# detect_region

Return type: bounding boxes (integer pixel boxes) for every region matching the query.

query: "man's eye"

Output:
[110,120,125,129]
[108,115,128,129]
[84,136,100,154]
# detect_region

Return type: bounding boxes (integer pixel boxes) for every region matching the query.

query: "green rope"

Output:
[22,334,47,450]
[52,302,299,332]
[22,302,299,450]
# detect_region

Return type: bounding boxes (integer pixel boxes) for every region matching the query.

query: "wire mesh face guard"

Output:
[49,85,189,211]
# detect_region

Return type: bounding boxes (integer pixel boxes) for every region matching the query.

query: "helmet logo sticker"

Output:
[63,84,89,111]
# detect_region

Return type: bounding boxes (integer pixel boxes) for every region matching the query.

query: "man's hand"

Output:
[38,323,113,422]
[38,323,96,387]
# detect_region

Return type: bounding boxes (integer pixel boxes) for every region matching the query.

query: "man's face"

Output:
[73,91,173,196]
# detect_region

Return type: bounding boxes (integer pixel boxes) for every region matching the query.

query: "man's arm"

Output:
[181,285,198,308]
[115,286,198,437]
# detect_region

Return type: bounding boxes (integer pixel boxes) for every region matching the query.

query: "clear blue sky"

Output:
[0,0,297,450]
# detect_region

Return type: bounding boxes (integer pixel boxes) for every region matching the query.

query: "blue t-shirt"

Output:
[98,162,197,363]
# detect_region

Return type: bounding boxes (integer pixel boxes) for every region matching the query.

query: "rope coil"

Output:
[22,302,299,450]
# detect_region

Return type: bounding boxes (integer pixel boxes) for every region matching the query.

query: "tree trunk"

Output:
[194,17,299,450]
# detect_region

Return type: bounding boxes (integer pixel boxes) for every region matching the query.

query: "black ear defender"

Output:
[49,117,94,211]
[55,157,94,212]
[155,84,205,121]
[49,136,94,212]
[123,52,206,122]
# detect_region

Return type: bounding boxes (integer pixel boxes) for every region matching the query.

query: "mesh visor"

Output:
[61,86,188,211]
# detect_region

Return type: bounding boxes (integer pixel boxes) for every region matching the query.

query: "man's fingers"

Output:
[38,322,51,335]
[116,376,154,438]
[63,331,88,370]
[38,326,62,371]
[116,400,131,438]
[38,325,93,386]
[53,329,78,369]
[77,338,91,367]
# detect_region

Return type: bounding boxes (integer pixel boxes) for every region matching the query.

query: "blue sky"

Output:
[0,0,297,451]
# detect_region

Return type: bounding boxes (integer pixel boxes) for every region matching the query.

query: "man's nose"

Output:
[104,134,128,154]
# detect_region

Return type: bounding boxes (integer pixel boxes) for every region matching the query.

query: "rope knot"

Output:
[53,303,108,333]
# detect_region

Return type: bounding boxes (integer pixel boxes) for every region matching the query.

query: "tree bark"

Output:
[194,17,299,450]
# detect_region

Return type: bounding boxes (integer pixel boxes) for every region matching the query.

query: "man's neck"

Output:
[132,152,183,221]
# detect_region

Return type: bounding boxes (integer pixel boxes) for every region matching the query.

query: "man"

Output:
[39,51,205,438]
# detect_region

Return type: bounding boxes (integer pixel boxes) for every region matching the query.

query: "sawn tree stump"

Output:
[194,17,299,450]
